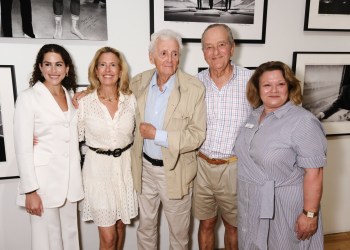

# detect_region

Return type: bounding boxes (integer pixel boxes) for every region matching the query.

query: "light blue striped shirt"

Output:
[143,72,176,160]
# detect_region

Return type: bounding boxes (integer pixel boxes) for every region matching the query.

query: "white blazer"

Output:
[14,82,84,208]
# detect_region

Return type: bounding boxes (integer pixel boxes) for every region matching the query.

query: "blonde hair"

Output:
[87,47,131,95]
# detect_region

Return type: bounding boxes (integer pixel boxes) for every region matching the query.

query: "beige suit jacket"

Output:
[14,82,84,208]
[130,69,206,199]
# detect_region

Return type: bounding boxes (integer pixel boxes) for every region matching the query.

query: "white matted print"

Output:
[292,52,350,135]
[151,0,268,43]
[0,66,18,179]
[304,0,350,31]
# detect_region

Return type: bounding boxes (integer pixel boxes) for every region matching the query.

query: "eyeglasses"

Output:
[203,42,230,53]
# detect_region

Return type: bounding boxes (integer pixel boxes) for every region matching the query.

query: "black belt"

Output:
[88,143,133,157]
[143,152,164,166]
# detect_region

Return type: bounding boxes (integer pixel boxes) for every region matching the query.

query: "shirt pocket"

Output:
[171,111,190,129]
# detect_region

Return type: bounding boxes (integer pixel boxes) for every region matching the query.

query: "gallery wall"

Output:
[1,0,350,249]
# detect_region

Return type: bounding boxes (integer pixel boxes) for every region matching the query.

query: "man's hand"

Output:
[139,122,156,139]
[72,91,87,109]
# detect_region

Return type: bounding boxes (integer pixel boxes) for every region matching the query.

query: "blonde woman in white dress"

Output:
[78,47,138,250]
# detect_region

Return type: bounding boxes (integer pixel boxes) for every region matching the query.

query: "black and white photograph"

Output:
[76,85,88,167]
[293,52,350,135]
[0,109,5,162]
[0,0,107,40]
[304,0,350,31]
[164,0,254,24]
[151,0,268,43]
[318,0,350,15]
[303,65,350,122]
[0,65,18,179]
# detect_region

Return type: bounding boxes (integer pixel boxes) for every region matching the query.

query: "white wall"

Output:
[1,0,350,249]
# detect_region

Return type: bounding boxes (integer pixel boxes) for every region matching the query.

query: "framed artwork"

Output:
[292,52,350,135]
[76,85,89,167]
[1,0,107,40]
[198,66,256,73]
[304,0,350,31]
[150,0,268,44]
[0,66,18,179]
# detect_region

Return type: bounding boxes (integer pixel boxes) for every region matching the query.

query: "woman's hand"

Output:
[295,212,318,240]
[25,191,43,216]
[72,91,87,108]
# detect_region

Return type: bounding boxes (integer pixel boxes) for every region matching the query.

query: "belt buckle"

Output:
[112,148,122,157]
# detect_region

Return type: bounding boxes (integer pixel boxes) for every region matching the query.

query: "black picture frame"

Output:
[0,65,18,179]
[198,66,256,73]
[76,85,89,167]
[292,52,350,136]
[304,0,350,31]
[150,0,268,44]
[0,0,108,40]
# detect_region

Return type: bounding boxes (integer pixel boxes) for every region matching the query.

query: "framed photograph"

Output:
[0,66,18,179]
[150,0,268,44]
[304,0,350,31]
[76,85,89,167]
[1,0,107,40]
[198,66,256,73]
[292,52,350,135]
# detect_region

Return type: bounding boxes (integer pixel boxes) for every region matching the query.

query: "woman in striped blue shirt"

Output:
[235,61,327,250]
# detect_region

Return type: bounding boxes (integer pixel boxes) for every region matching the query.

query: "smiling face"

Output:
[149,38,179,82]
[202,26,234,71]
[259,70,289,112]
[95,52,121,87]
[39,52,69,87]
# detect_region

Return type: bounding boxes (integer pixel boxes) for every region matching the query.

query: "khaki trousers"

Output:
[30,200,79,250]
[137,157,192,250]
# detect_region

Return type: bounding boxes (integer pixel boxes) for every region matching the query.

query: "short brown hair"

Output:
[247,61,302,108]
[201,23,235,49]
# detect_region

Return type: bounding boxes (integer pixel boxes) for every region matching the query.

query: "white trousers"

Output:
[30,200,79,250]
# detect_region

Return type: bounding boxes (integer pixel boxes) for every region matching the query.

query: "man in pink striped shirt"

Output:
[193,23,252,250]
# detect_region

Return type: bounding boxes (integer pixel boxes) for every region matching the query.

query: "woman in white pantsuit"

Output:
[14,44,84,250]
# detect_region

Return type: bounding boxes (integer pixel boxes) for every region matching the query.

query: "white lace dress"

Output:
[78,90,138,226]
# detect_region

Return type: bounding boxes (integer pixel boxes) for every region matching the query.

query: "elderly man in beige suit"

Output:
[130,29,206,250]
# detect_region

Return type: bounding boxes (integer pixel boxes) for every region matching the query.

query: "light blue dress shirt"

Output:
[143,72,176,160]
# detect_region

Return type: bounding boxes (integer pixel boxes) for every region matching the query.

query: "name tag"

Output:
[245,123,254,129]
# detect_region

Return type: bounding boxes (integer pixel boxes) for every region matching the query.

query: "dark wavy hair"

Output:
[29,44,77,92]
[247,61,302,108]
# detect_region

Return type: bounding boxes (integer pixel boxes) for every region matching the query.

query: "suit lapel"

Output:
[138,70,155,122]
[65,88,76,121]
[163,72,181,129]
[34,82,66,121]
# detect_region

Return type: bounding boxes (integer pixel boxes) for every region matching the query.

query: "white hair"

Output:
[149,29,183,54]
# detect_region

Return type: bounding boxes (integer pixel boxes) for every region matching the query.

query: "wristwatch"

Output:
[303,209,318,218]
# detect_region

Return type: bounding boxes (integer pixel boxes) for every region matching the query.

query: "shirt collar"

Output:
[254,101,294,119]
[151,71,176,92]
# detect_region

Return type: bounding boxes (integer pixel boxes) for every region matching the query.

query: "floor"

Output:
[325,232,350,250]
[215,232,350,250]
